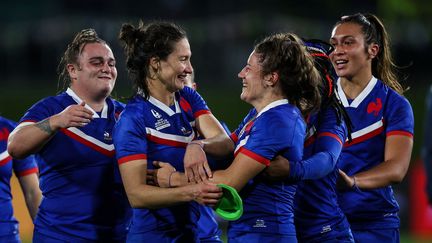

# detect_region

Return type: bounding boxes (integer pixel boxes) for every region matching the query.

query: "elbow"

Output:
[390,166,409,184]
[7,142,28,159]
[126,191,147,209]
[126,189,158,210]
[391,171,408,184]
[223,137,235,155]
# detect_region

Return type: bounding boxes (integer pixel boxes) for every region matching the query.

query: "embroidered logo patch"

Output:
[367,98,382,116]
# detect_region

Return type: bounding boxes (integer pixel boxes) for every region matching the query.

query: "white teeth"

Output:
[336,60,347,64]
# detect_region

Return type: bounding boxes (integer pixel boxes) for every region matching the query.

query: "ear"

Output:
[264,72,279,87]
[67,64,78,80]
[149,57,160,71]
[368,43,379,59]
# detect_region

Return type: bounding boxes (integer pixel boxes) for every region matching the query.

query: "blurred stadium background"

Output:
[1,0,431,242]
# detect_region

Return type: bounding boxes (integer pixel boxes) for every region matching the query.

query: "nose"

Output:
[101,65,109,73]
[238,67,245,79]
[332,45,345,56]
[185,61,193,74]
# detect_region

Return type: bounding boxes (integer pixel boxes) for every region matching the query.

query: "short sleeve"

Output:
[13,156,38,177]
[113,105,148,164]
[240,112,305,166]
[179,87,211,118]
[385,93,414,137]
[19,97,59,124]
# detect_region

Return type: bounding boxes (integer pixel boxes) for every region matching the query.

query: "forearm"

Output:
[200,134,234,158]
[19,174,42,221]
[8,118,58,159]
[127,184,196,209]
[24,191,42,220]
[354,159,409,189]
[290,151,336,180]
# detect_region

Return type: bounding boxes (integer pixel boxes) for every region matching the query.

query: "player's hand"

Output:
[184,141,212,183]
[152,161,177,188]
[262,155,290,181]
[51,101,94,129]
[190,182,222,207]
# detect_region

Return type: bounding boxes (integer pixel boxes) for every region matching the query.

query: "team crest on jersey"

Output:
[367,98,382,116]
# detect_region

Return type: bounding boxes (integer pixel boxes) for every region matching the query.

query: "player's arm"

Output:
[18,173,42,221]
[184,113,234,183]
[264,134,343,181]
[120,158,222,209]
[8,102,94,159]
[165,152,265,192]
[339,134,413,189]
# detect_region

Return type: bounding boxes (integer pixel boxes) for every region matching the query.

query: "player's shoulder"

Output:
[0,116,16,130]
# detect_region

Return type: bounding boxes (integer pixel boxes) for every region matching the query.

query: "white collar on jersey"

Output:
[148,95,181,117]
[256,99,289,118]
[66,88,108,119]
[337,76,378,108]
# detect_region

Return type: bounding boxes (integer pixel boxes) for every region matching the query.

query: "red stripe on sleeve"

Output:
[0,155,12,166]
[230,132,238,143]
[193,110,211,118]
[118,154,147,165]
[318,132,342,145]
[387,130,413,138]
[17,167,39,177]
[239,147,270,166]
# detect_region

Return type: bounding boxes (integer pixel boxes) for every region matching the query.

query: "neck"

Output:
[69,86,106,112]
[148,79,175,106]
[252,92,285,113]
[340,71,373,99]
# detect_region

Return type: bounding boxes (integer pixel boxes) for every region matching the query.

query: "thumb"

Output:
[79,101,86,106]
[153,161,160,168]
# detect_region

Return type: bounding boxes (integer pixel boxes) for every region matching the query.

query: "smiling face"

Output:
[68,42,117,101]
[156,38,193,93]
[329,22,374,81]
[238,50,266,105]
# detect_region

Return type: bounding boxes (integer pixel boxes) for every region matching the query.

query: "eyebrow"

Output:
[89,56,115,62]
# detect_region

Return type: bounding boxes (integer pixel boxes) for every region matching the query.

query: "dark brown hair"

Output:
[254,33,321,117]
[118,20,187,99]
[335,13,405,95]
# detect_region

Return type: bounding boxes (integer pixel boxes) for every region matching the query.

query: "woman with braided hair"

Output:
[8,29,132,242]
[330,13,414,242]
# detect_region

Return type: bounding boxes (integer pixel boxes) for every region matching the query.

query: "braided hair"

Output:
[304,39,353,141]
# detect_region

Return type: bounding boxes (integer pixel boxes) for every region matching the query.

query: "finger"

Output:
[153,161,160,168]
[186,168,196,183]
[203,161,212,178]
[79,101,86,106]
[194,166,204,183]
[80,108,95,117]
[159,162,174,170]
[197,165,208,182]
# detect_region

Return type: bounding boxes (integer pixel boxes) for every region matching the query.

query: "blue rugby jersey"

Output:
[114,86,211,239]
[336,77,414,230]
[227,99,305,238]
[293,107,350,241]
[18,88,131,241]
[0,117,38,237]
